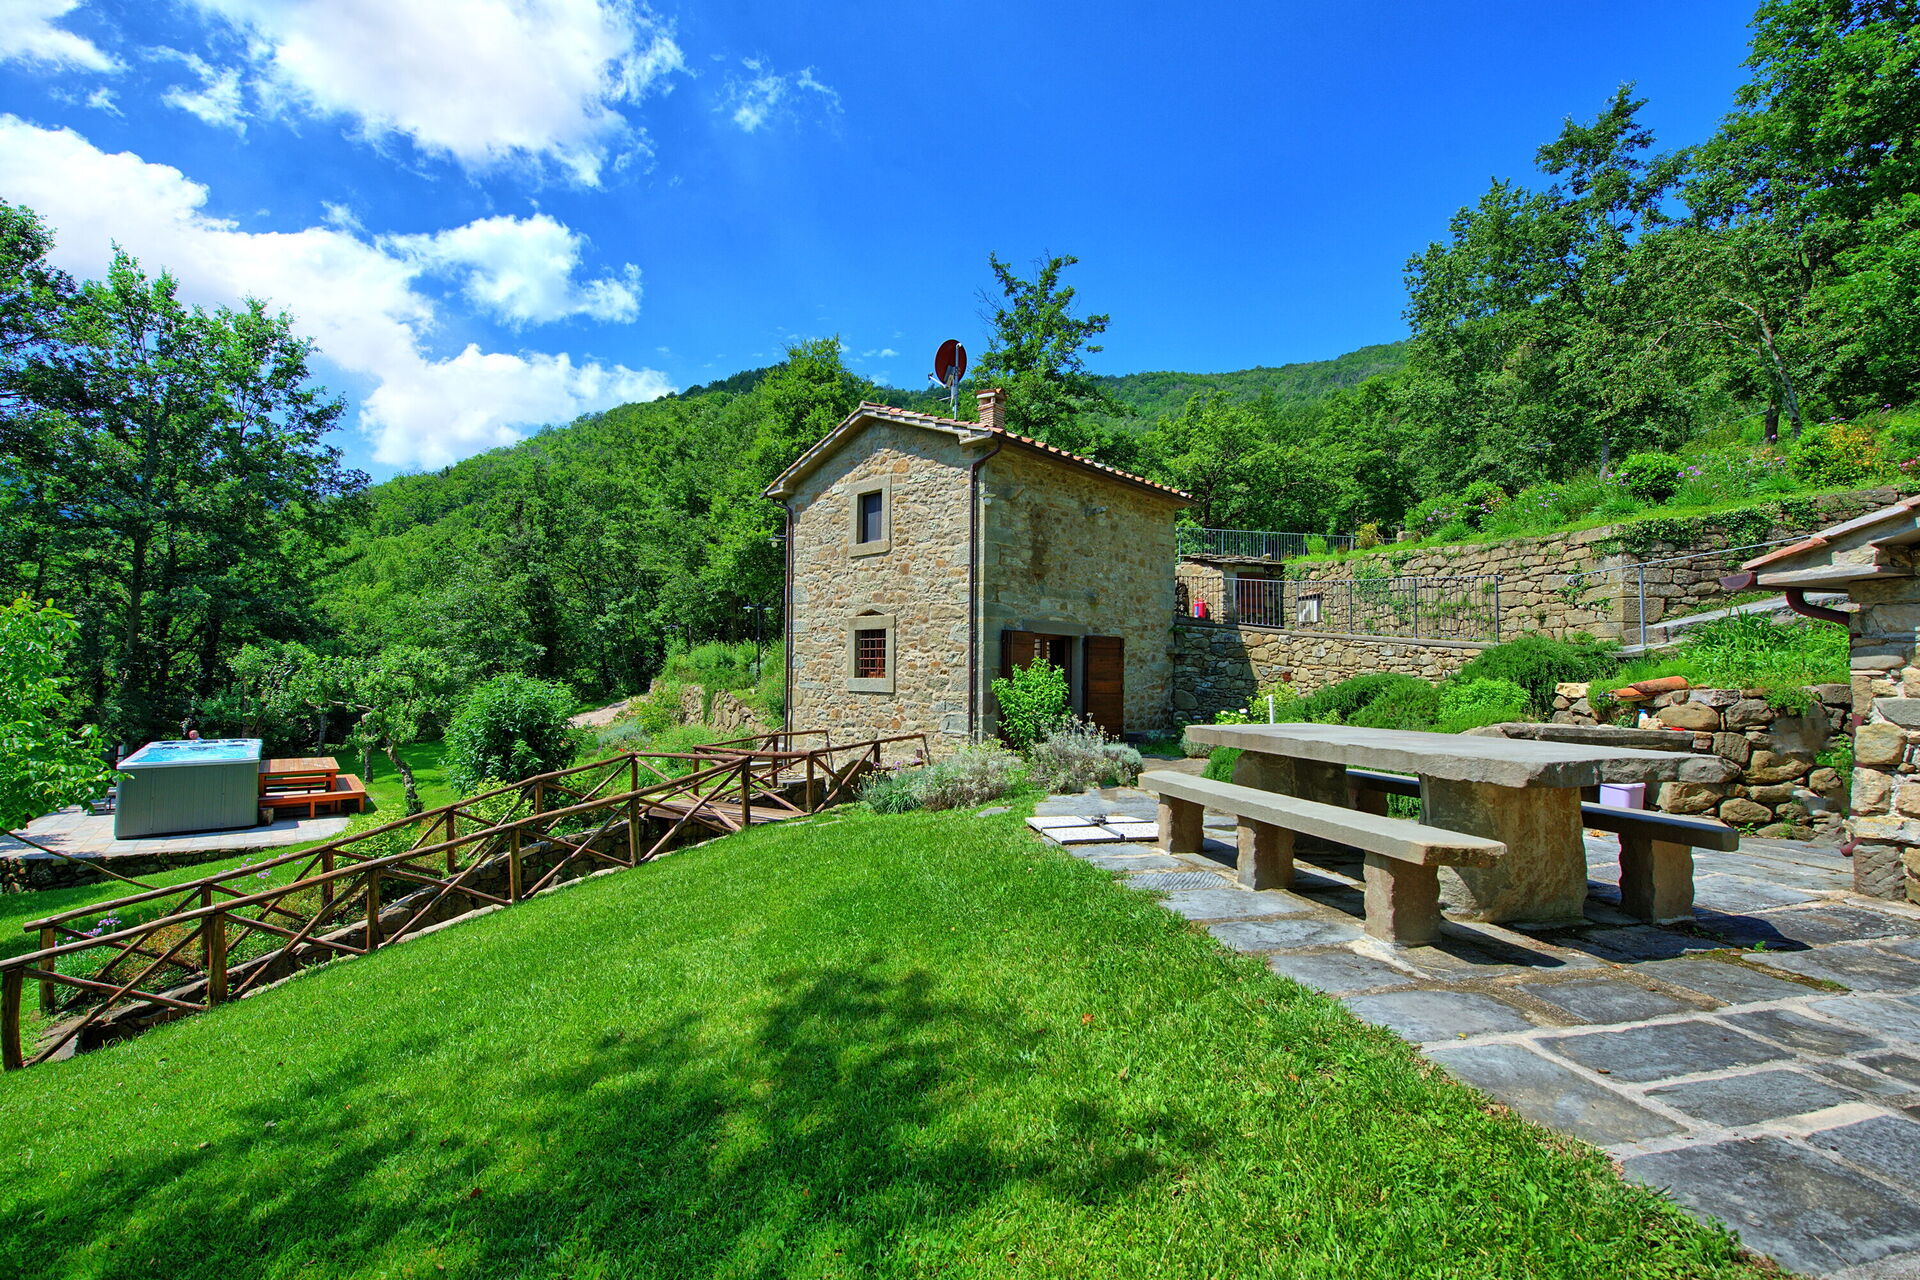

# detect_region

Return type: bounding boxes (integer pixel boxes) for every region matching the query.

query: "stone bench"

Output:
[1344,768,1738,924]
[1142,773,1504,946]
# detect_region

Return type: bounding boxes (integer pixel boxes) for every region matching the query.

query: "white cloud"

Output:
[0,0,119,73]
[183,0,685,184]
[160,53,247,131]
[84,86,120,115]
[0,117,672,469]
[385,214,640,327]
[721,57,839,133]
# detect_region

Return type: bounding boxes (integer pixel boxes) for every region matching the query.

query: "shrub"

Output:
[1451,635,1619,713]
[1790,421,1885,488]
[992,660,1071,752]
[1435,677,1532,733]
[1294,673,1431,724]
[915,744,1022,810]
[859,767,924,814]
[443,674,580,793]
[1613,452,1684,503]
[1027,721,1143,793]
[1457,480,1509,526]
[1355,522,1384,549]
[1349,681,1444,731]
[1203,746,1242,781]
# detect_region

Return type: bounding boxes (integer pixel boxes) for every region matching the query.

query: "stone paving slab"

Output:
[1343,989,1544,1042]
[1031,787,1920,1276]
[1426,1042,1683,1145]
[1264,948,1423,995]
[1626,1137,1920,1278]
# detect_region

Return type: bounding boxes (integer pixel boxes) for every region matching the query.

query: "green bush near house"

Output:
[443,674,581,793]
[1203,746,1242,781]
[991,659,1072,752]
[1435,677,1533,734]
[1591,615,1848,714]
[1349,681,1446,731]
[1451,634,1621,714]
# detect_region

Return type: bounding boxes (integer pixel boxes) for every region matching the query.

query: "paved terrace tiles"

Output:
[2,806,350,861]
[1031,787,1920,1279]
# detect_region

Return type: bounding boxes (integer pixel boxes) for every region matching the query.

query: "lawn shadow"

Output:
[0,955,1193,1277]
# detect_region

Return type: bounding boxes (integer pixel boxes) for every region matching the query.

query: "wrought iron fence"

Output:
[1548,539,1803,649]
[1175,527,1358,561]
[1175,568,1503,642]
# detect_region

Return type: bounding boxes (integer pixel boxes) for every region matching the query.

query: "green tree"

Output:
[974,253,1121,455]
[332,646,457,814]
[0,597,113,837]
[0,229,364,744]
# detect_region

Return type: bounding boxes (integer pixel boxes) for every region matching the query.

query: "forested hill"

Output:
[677,340,1407,424]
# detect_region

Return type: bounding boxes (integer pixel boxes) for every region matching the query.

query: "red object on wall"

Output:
[1193,599,1209,620]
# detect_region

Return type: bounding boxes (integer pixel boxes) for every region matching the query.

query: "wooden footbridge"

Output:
[1,731,925,1071]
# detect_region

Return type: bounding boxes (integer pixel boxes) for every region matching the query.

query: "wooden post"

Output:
[806,754,817,811]
[200,885,216,974]
[365,870,382,951]
[446,810,459,874]
[320,848,335,912]
[38,927,55,1015]
[206,912,228,1004]
[741,759,751,827]
[534,780,545,816]
[2,968,21,1071]
[509,828,523,903]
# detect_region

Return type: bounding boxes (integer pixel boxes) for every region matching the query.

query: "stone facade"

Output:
[771,396,1187,749]
[1546,683,1852,839]
[783,417,974,741]
[982,446,1178,735]
[1839,574,1920,901]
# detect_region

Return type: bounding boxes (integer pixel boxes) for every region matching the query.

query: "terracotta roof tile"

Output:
[845,401,1192,501]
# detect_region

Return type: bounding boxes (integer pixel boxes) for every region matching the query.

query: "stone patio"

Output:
[2,806,350,889]
[1033,785,1920,1279]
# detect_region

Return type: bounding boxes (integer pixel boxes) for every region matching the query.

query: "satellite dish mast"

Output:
[930,339,967,416]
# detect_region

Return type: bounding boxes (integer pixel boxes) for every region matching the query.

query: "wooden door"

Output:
[1083,635,1125,737]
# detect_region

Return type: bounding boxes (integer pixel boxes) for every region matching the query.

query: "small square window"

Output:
[854,628,888,679]
[857,490,884,544]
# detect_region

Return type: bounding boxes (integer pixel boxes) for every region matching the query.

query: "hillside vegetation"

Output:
[0,808,1764,1279]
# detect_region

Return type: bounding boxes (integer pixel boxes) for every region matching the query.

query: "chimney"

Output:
[976,388,1006,432]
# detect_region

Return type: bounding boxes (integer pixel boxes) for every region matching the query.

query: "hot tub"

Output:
[114,739,264,839]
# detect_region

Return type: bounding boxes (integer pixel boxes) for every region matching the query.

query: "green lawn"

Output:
[0,743,454,963]
[0,806,1764,1279]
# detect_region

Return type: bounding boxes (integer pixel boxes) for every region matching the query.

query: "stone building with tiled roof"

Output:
[764,389,1191,747]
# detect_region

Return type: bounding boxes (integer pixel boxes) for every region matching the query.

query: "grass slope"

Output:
[0,808,1762,1279]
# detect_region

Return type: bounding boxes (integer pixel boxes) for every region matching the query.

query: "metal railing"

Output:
[1175,568,1503,642]
[1550,539,1803,649]
[1176,527,1358,562]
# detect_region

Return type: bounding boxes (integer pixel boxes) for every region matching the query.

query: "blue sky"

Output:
[1,0,1759,479]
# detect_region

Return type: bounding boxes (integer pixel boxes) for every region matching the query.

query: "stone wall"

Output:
[1281,488,1901,645]
[982,447,1182,737]
[787,419,973,742]
[1548,682,1852,839]
[1172,622,1487,723]
[1843,573,1920,902]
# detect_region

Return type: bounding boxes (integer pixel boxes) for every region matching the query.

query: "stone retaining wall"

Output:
[1281,488,1900,645]
[1171,623,1486,722]
[1547,683,1853,839]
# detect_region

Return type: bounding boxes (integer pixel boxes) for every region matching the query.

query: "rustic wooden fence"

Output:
[2,733,927,1070]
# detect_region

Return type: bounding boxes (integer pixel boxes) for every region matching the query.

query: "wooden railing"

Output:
[1,733,927,1071]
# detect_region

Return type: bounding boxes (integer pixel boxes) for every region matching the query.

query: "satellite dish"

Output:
[931,339,967,413]
[934,339,967,387]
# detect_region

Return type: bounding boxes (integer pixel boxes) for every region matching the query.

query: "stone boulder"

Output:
[1720,796,1773,825]
[1725,699,1775,730]
[1654,702,1722,732]
[1746,750,1813,785]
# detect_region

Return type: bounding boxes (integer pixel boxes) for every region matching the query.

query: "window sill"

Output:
[850,539,892,557]
[846,677,895,693]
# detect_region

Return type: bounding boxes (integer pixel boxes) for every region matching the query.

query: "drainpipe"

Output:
[779,498,794,751]
[1718,571,1849,626]
[967,434,1006,741]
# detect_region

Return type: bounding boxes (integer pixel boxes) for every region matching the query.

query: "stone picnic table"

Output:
[1183,723,1729,925]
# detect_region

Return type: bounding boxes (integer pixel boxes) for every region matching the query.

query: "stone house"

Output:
[764,390,1191,747]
